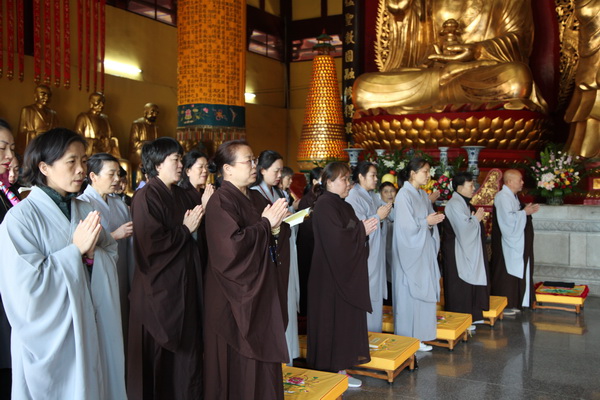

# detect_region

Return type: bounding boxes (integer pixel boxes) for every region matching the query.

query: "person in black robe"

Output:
[306,162,378,388]
[296,166,322,317]
[441,171,490,323]
[204,140,290,400]
[127,137,204,400]
[490,170,538,312]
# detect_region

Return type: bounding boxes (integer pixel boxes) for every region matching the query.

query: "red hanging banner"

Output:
[7,0,14,80]
[85,0,91,92]
[54,0,61,86]
[92,0,98,91]
[16,0,24,81]
[44,0,52,84]
[77,0,83,89]
[33,0,42,83]
[100,0,106,92]
[64,0,71,88]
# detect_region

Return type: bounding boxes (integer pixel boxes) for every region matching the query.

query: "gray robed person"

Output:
[346,161,392,332]
[0,129,126,400]
[392,158,445,351]
[78,153,134,336]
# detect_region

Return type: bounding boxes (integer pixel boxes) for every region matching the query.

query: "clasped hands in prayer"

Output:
[262,198,289,229]
[73,210,102,259]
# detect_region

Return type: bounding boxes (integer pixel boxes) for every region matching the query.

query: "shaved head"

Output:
[504,169,523,194]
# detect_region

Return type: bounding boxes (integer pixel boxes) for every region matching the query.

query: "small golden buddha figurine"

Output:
[354,0,548,115]
[129,103,159,184]
[74,92,121,157]
[17,84,59,154]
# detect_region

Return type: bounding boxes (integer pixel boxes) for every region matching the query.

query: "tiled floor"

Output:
[342,297,600,399]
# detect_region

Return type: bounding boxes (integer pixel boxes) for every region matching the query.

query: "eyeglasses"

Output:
[231,157,258,167]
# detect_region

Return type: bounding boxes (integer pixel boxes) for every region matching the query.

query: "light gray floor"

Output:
[342,297,600,400]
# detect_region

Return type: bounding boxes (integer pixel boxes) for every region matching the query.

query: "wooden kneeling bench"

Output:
[282,366,348,399]
[423,311,472,351]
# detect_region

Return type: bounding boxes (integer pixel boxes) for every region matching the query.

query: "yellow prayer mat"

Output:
[298,333,419,371]
[534,283,589,305]
[435,311,472,341]
[282,366,348,400]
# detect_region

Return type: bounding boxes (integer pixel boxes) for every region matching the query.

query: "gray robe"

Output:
[78,185,134,335]
[392,183,440,341]
[251,181,300,362]
[445,194,487,285]
[0,187,125,400]
[346,184,388,332]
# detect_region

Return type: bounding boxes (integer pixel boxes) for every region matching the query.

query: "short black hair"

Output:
[379,181,396,192]
[86,152,120,180]
[180,150,209,189]
[141,137,183,179]
[118,166,127,178]
[281,166,294,179]
[22,128,87,186]
[0,118,11,131]
[452,171,473,191]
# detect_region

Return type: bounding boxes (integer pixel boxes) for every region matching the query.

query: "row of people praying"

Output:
[0,121,539,398]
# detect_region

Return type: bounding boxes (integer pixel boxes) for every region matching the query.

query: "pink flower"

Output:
[286,377,305,385]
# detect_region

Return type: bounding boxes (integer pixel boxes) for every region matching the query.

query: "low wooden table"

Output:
[424,311,472,351]
[482,296,508,327]
[282,366,348,400]
[298,333,420,384]
[532,282,589,314]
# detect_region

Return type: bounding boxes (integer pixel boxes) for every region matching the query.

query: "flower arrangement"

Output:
[528,145,582,198]
[432,172,453,200]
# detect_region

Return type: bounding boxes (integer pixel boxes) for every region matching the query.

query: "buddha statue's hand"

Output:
[439,60,499,85]
[428,43,476,63]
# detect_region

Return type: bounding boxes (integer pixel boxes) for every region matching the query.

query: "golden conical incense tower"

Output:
[297,32,349,171]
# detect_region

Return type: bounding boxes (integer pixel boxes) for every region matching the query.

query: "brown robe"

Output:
[307,191,371,372]
[127,178,203,400]
[296,190,317,316]
[490,203,535,309]
[204,181,290,400]
[441,194,490,321]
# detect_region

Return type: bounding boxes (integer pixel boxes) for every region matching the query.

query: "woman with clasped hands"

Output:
[204,140,291,400]
[0,128,125,400]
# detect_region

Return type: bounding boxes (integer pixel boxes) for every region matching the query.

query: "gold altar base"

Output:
[352,111,549,151]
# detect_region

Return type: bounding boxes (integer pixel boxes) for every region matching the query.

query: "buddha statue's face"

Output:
[144,104,159,123]
[34,86,51,107]
[89,94,105,114]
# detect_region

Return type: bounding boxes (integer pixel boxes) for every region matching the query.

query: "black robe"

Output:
[307,191,371,372]
[204,181,290,400]
[441,194,490,321]
[127,178,203,400]
[490,203,535,309]
[296,190,317,316]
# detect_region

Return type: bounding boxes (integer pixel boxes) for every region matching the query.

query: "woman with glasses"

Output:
[127,137,204,399]
[204,140,290,399]
[179,149,215,205]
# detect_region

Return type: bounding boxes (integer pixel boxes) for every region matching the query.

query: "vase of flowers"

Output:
[528,145,582,205]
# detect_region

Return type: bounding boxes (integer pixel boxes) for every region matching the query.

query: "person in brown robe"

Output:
[490,169,539,313]
[296,167,322,317]
[204,140,290,400]
[441,172,490,323]
[306,162,378,388]
[127,137,205,400]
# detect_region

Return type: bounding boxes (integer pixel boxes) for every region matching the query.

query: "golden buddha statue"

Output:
[564,0,600,159]
[17,84,59,154]
[129,103,159,185]
[74,92,121,157]
[353,0,548,115]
